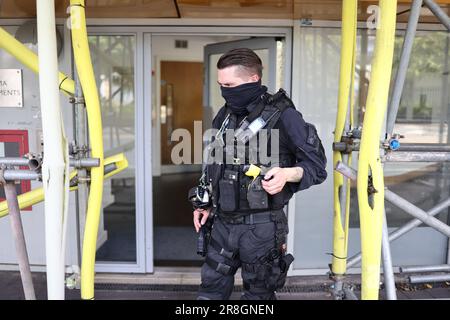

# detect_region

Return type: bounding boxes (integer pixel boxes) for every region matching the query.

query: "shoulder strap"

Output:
[246,92,271,123]
[270,88,295,112]
[263,89,295,131]
[216,107,234,131]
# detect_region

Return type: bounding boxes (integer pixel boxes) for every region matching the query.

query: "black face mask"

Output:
[220,81,267,115]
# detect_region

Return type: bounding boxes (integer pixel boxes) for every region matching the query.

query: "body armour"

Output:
[204,89,325,217]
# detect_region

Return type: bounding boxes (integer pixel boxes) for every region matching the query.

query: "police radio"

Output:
[188,184,211,210]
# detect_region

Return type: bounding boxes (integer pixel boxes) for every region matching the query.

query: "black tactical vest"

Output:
[205,89,297,216]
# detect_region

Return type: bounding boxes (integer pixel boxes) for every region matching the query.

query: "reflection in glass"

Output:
[294,27,450,228]
[391,31,449,144]
[88,35,137,262]
[354,30,450,227]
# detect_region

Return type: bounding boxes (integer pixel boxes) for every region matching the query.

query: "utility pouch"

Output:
[247,176,269,210]
[218,169,239,212]
[206,164,223,211]
[206,164,222,185]
[274,253,294,290]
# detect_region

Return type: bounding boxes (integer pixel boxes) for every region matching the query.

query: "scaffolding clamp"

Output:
[69,96,85,105]
[24,153,43,171]
[348,128,362,139]
[383,133,404,151]
[65,265,81,290]
[333,128,362,154]
[69,142,89,157]
[76,176,91,183]
[332,137,357,154]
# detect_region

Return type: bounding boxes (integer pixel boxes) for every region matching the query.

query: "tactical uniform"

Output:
[197,88,327,300]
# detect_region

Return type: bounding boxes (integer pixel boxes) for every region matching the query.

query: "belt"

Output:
[219,211,274,225]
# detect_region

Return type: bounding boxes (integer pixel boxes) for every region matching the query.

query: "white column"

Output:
[36,0,69,300]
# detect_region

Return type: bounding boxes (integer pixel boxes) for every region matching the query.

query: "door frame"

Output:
[85,25,292,274]
[145,26,293,272]
[153,55,203,177]
[86,28,146,273]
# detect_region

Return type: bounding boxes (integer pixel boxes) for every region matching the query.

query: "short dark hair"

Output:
[217,48,263,78]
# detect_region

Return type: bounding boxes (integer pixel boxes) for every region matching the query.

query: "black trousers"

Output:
[197,211,288,300]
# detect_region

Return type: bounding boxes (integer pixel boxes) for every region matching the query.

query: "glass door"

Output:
[86,30,146,273]
[149,35,288,269]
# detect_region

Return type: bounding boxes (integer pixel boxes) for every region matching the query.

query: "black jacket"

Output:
[211,94,327,197]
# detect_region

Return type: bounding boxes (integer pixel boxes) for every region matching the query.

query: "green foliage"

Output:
[392,32,449,78]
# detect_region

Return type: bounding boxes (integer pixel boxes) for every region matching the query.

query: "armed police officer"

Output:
[190,48,327,300]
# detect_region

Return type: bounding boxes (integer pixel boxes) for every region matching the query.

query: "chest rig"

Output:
[206,89,295,215]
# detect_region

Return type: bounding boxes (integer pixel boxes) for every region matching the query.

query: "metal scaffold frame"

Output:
[0,0,129,300]
[331,0,450,300]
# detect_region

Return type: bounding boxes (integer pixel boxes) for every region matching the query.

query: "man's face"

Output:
[217,65,259,88]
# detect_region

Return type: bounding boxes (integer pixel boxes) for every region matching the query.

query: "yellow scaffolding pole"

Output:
[332,0,357,279]
[0,27,75,96]
[357,0,398,300]
[70,0,105,300]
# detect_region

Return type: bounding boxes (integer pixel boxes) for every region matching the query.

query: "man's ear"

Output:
[250,74,260,82]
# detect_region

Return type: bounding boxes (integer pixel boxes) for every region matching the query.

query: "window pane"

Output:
[391,31,450,144]
[349,30,450,227]
[88,35,137,262]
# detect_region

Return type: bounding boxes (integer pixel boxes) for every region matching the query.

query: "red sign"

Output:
[0,130,32,210]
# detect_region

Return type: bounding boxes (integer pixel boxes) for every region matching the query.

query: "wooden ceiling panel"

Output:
[293,0,342,20]
[0,0,178,18]
[177,0,294,19]
[81,0,179,18]
[0,0,448,22]
[0,0,66,18]
[293,0,449,23]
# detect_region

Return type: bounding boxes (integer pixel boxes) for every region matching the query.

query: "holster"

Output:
[267,253,294,291]
[251,252,294,292]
